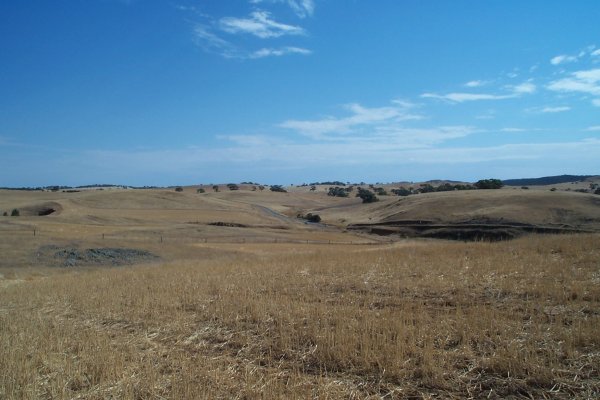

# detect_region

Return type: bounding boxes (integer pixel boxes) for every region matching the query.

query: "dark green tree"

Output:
[474,179,503,189]
[356,188,378,203]
[270,185,287,193]
[391,187,412,196]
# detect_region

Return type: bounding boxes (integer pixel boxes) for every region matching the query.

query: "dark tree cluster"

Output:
[373,187,388,196]
[227,183,239,191]
[356,188,378,203]
[309,181,347,186]
[474,179,504,189]
[297,213,321,223]
[269,185,287,193]
[391,187,412,196]
[327,186,351,197]
[390,183,476,197]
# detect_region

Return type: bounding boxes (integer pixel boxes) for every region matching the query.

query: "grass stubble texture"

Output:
[1,235,599,399]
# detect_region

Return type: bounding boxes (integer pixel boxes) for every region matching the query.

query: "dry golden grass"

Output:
[2,234,599,399]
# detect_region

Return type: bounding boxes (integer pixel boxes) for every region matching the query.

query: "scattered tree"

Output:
[356,188,378,203]
[226,183,239,191]
[270,185,287,193]
[2,212,7,216]
[212,185,219,192]
[197,188,205,193]
[373,187,387,196]
[418,184,436,193]
[391,187,412,196]
[595,188,600,195]
[297,213,321,223]
[474,179,503,189]
[310,185,316,191]
[175,187,183,192]
[258,185,265,191]
[327,187,349,197]
[11,209,20,216]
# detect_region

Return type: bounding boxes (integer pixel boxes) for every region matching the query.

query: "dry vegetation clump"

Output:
[1,234,599,398]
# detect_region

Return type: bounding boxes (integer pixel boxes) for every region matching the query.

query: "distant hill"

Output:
[503,175,595,186]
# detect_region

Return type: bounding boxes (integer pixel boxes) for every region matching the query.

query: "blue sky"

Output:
[1,0,599,186]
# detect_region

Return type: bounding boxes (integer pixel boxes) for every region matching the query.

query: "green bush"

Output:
[474,179,503,189]
[356,188,378,203]
[327,187,349,197]
[212,185,219,192]
[197,188,205,193]
[270,185,287,193]
[391,187,412,196]
[298,213,321,223]
[11,209,20,216]
[175,187,183,192]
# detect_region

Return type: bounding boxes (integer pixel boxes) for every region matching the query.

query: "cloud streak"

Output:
[219,11,304,38]
[250,46,311,58]
[540,106,571,113]
[250,0,315,18]
[550,54,578,65]
[547,68,600,106]
[280,101,424,139]
[421,81,535,103]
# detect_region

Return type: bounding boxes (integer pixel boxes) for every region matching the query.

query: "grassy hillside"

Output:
[1,184,600,398]
[1,235,599,398]
[503,174,596,186]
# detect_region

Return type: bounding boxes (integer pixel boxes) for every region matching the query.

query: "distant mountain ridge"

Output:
[502,174,595,186]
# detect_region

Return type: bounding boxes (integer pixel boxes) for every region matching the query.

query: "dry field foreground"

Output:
[1,235,599,399]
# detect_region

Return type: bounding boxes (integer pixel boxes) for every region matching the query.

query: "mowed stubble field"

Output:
[1,186,599,399]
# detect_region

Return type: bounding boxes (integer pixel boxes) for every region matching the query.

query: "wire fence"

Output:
[0,226,389,246]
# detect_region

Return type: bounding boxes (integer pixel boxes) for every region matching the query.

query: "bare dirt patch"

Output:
[36,245,160,267]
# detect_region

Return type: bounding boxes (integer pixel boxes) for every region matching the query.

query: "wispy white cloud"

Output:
[540,106,571,113]
[585,126,600,131]
[550,54,578,65]
[547,68,600,106]
[251,0,315,18]
[193,25,238,58]
[500,128,527,132]
[73,138,600,175]
[464,80,486,88]
[250,46,311,58]
[220,11,304,38]
[422,80,535,103]
[510,82,536,94]
[280,101,423,138]
[421,92,516,103]
[592,49,600,57]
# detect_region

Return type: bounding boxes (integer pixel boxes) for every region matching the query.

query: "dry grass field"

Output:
[1,186,599,398]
